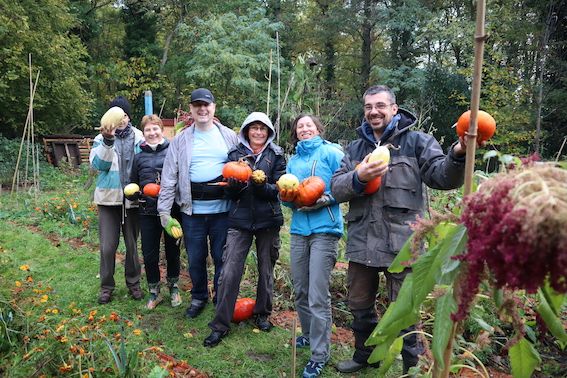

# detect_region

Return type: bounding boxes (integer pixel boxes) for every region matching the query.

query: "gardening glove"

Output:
[298,194,333,212]
[124,191,142,201]
[279,188,298,203]
[161,215,183,239]
[226,177,248,191]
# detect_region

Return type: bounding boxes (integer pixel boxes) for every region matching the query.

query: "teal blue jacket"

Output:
[89,124,144,208]
[285,136,344,237]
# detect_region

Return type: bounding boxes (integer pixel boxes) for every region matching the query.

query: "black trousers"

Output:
[139,214,180,285]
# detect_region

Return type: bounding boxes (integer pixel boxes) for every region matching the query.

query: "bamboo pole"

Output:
[12,70,40,194]
[275,31,281,140]
[462,0,487,196]
[291,317,297,377]
[267,49,273,115]
[437,1,488,377]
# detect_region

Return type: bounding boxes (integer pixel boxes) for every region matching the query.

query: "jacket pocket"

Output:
[382,156,422,211]
[386,207,418,252]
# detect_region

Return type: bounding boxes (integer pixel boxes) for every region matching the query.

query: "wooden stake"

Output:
[267,49,273,115]
[291,316,297,377]
[12,69,40,194]
[159,99,166,118]
[277,73,295,145]
[438,1,487,377]
[462,0,488,196]
[275,31,281,141]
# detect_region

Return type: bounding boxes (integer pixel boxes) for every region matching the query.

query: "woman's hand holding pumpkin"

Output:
[227,177,248,191]
[279,187,298,202]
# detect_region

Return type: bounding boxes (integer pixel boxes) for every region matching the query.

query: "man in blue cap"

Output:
[158,88,238,318]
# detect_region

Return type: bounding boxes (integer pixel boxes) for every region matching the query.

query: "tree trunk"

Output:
[534,1,558,154]
[360,0,373,94]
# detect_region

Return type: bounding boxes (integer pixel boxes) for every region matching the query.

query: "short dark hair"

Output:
[290,114,325,146]
[363,85,396,104]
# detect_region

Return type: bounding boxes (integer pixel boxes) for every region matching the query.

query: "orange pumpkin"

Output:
[364,176,381,195]
[143,183,160,197]
[456,110,496,143]
[296,176,326,206]
[355,164,381,195]
[232,297,256,323]
[222,160,252,182]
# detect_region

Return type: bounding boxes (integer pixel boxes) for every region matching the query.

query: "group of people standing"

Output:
[90,85,471,377]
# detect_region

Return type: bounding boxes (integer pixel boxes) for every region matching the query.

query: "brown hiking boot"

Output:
[129,286,143,300]
[98,291,112,304]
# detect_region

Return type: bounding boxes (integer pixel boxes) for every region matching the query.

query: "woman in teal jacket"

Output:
[280,114,344,378]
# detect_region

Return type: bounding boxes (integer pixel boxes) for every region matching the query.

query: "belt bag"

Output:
[191,176,225,200]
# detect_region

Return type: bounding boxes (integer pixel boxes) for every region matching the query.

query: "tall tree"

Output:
[0,0,93,136]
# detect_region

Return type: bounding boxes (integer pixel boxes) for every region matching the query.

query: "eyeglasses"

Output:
[364,103,394,111]
[249,125,269,133]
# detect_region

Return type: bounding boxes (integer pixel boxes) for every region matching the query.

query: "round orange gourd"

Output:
[143,183,161,197]
[296,176,326,206]
[232,297,256,323]
[456,110,496,143]
[222,160,252,182]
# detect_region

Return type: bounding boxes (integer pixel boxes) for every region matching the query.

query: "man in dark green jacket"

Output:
[331,85,469,375]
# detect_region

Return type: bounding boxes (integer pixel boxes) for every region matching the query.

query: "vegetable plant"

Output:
[366,162,567,377]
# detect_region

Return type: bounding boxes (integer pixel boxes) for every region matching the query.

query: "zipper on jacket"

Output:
[326,206,335,222]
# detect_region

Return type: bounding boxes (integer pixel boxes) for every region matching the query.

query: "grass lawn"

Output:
[0,183,404,377]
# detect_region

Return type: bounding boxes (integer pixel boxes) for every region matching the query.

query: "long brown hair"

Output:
[290,114,325,146]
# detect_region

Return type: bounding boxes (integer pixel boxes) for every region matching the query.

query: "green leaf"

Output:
[541,281,565,315]
[472,316,494,333]
[509,337,541,378]
[367,334,397,363]
[431,289,457,370]
[483,150,499,160]
[377,336,404,376]
[537,290,567,349]
[368,275,419,344]
[412,223,466,304]
[389,235,413,273]
[148,366,170,378]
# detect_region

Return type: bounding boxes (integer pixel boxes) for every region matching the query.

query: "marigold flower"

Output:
[58,362,72,373]
[15,281,21,287]
[40,295,48,303]
[19,264,30,271]
[133,329,142,336]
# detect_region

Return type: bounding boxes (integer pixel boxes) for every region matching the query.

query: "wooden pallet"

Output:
[43,137,92,167]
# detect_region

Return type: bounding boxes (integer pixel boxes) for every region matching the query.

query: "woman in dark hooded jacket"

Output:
[203,112,286,347]
[130,115,182,310]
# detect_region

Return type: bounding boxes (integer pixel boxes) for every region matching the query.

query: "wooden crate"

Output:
[43,136,92,167]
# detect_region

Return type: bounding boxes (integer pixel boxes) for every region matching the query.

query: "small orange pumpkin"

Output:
[143,183,161,197]
[296,176,326,206]
[222,160,252,182]
[364,176,381,195]
[355,164,381,195]
[456,110,496,143]
[232,297,256,323]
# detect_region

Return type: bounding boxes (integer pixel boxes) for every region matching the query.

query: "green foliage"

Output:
[179,9,281,127]
[0,0,93,136]
[509,337,541,378]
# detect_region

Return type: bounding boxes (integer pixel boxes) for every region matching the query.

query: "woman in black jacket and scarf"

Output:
[203,112,286,347]
[130,115,182,310]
